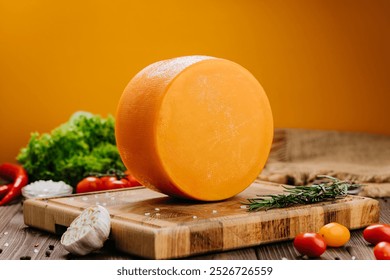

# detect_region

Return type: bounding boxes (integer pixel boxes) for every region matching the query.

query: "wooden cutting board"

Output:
[23,181,379,259]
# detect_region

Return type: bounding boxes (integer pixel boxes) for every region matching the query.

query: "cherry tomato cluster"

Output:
[293,222,350,258]
[76,171,141,193]
[363,224,390,260]
[293,222,390,260]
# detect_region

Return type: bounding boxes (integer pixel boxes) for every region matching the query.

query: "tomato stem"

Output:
[85,169,127,180]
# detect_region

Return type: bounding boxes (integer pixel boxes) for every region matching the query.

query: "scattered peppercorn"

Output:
[20,256,32,260]
[0,248,3,254]
[49,245,55,250]
[45,250,51,257]
[34,243,39,247]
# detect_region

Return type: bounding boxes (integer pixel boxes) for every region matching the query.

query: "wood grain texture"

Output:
[0,198,389,260]
[0,202,65,260]
[0,202,20,233]
[187,247,258,260]
[23,181,380,259]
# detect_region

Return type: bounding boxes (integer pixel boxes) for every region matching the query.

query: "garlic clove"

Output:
[60,205,111,256]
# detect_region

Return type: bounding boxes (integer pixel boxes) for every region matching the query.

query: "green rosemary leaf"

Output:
[245,176,361,211]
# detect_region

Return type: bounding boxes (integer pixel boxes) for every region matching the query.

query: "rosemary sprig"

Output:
[245,175,361,211]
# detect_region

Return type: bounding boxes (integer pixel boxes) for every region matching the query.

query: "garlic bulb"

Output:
[61,205,111,255]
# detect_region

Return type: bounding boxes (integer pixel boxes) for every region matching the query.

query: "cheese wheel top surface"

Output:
[116,56,273,201]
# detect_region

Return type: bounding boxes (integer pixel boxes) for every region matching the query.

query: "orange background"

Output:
[1,0,390,164]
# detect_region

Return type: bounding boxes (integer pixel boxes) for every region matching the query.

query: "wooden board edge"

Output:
[23,198,85,234]
[146,197,380,259]
[22,192,381,260]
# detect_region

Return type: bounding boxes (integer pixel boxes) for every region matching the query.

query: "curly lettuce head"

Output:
[17,112,126,188]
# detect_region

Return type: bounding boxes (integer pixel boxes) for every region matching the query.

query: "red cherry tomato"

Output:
[76,172,141,194]
[124,171,142,187]
[105,178,130,190]
[363,224,390,245]
[126,175,141,187]
[76,177,104,193]
[293,233,327,257]
[374,241,390,260]
[100,176,116,189]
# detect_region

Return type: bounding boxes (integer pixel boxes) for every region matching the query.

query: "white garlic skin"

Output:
[60,205,111,256]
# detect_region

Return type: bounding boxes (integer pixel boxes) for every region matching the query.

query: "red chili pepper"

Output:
[0,184,12,199]
[0,163,29,206]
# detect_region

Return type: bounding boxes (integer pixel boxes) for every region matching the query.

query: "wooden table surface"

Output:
[0,197,389,260]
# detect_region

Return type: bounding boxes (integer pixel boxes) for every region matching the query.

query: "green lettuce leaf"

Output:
[17,112,125,188]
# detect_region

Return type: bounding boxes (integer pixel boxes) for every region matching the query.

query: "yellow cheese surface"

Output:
[116,56,273,201]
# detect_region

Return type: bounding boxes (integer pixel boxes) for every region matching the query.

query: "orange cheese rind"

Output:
[116,55,273,201]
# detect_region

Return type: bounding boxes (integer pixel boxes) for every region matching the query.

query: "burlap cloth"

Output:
[258,128,390,197]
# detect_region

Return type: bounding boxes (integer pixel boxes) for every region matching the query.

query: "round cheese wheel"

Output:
[116,56,273,201]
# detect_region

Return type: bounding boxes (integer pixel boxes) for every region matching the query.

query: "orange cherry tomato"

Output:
[374,241,390,260]
[293,232,327,257]
[319,222,350,247]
